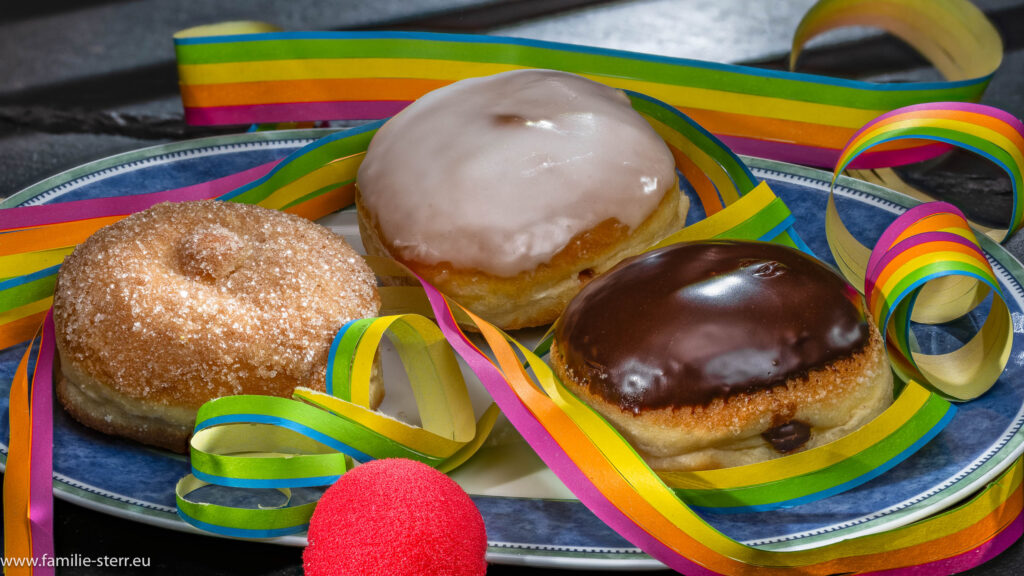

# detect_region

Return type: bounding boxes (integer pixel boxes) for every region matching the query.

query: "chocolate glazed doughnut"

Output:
[52,201,382,453]
[550,240,893,471]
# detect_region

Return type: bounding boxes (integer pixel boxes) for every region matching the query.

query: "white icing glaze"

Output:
[357,69,677,277]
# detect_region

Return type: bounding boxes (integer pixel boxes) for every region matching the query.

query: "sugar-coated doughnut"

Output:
[52,200,381,452]
[551,240,893,471]
[356,69,685,329]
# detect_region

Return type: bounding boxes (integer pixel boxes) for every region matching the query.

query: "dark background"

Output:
[2,0,1024,574]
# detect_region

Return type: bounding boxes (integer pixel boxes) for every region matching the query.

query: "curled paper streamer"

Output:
[651,182,798,250]
[827,102,1021,399]
[628,92,810,254]
[176,313,500,536]
[173,0,1000,171]
[323,314,478,451]
[1,314,55,576]
[791,0,1002,84]
[419,275,1020,575]
[865,203,1012,400]
[837,103,1024,242]
[661,382,953,512]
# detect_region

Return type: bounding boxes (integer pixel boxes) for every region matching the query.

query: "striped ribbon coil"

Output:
[826,103,1024,400]
[173,0,1000,173]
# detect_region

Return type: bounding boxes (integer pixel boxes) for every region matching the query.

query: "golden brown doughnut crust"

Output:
[551,323,892,472]
[52,200,382,452]
[356,181,687,330]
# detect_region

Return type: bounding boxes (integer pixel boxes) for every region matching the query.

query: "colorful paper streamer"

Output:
[176,313,501,536]
[421,274,1021,575]
[173,0,1000,171]
[836,103,1024,242]
[2,314,55,576]
[826,102,1021,400]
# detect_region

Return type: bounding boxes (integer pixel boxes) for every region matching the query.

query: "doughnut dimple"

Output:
[175,223,250,281]
[52,200,382,452]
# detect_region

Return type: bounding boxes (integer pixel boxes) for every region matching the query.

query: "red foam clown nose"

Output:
[303,458,488,576]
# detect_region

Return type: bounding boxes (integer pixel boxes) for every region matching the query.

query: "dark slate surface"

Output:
[2,0,1023,574]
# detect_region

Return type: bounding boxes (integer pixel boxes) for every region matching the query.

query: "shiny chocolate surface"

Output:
[555,240,869,412]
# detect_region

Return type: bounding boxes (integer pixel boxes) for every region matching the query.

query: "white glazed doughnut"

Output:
[356,69,685,329]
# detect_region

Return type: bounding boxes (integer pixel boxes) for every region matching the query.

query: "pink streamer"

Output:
[864,231,984,300]
[416,276,1024,575]
[718,135,951,169]
[845,102,1024,148]
[864,202,974,286]
[0,161,278,231]
[27,312,55,575]
[184,101,411,126]
[862,505,1023,575]
[415,276,723,576]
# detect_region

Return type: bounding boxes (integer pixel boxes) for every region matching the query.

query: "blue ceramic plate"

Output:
[2,129,1023,570]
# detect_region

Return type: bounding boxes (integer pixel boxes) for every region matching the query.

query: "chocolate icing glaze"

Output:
[554,240,869,413]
